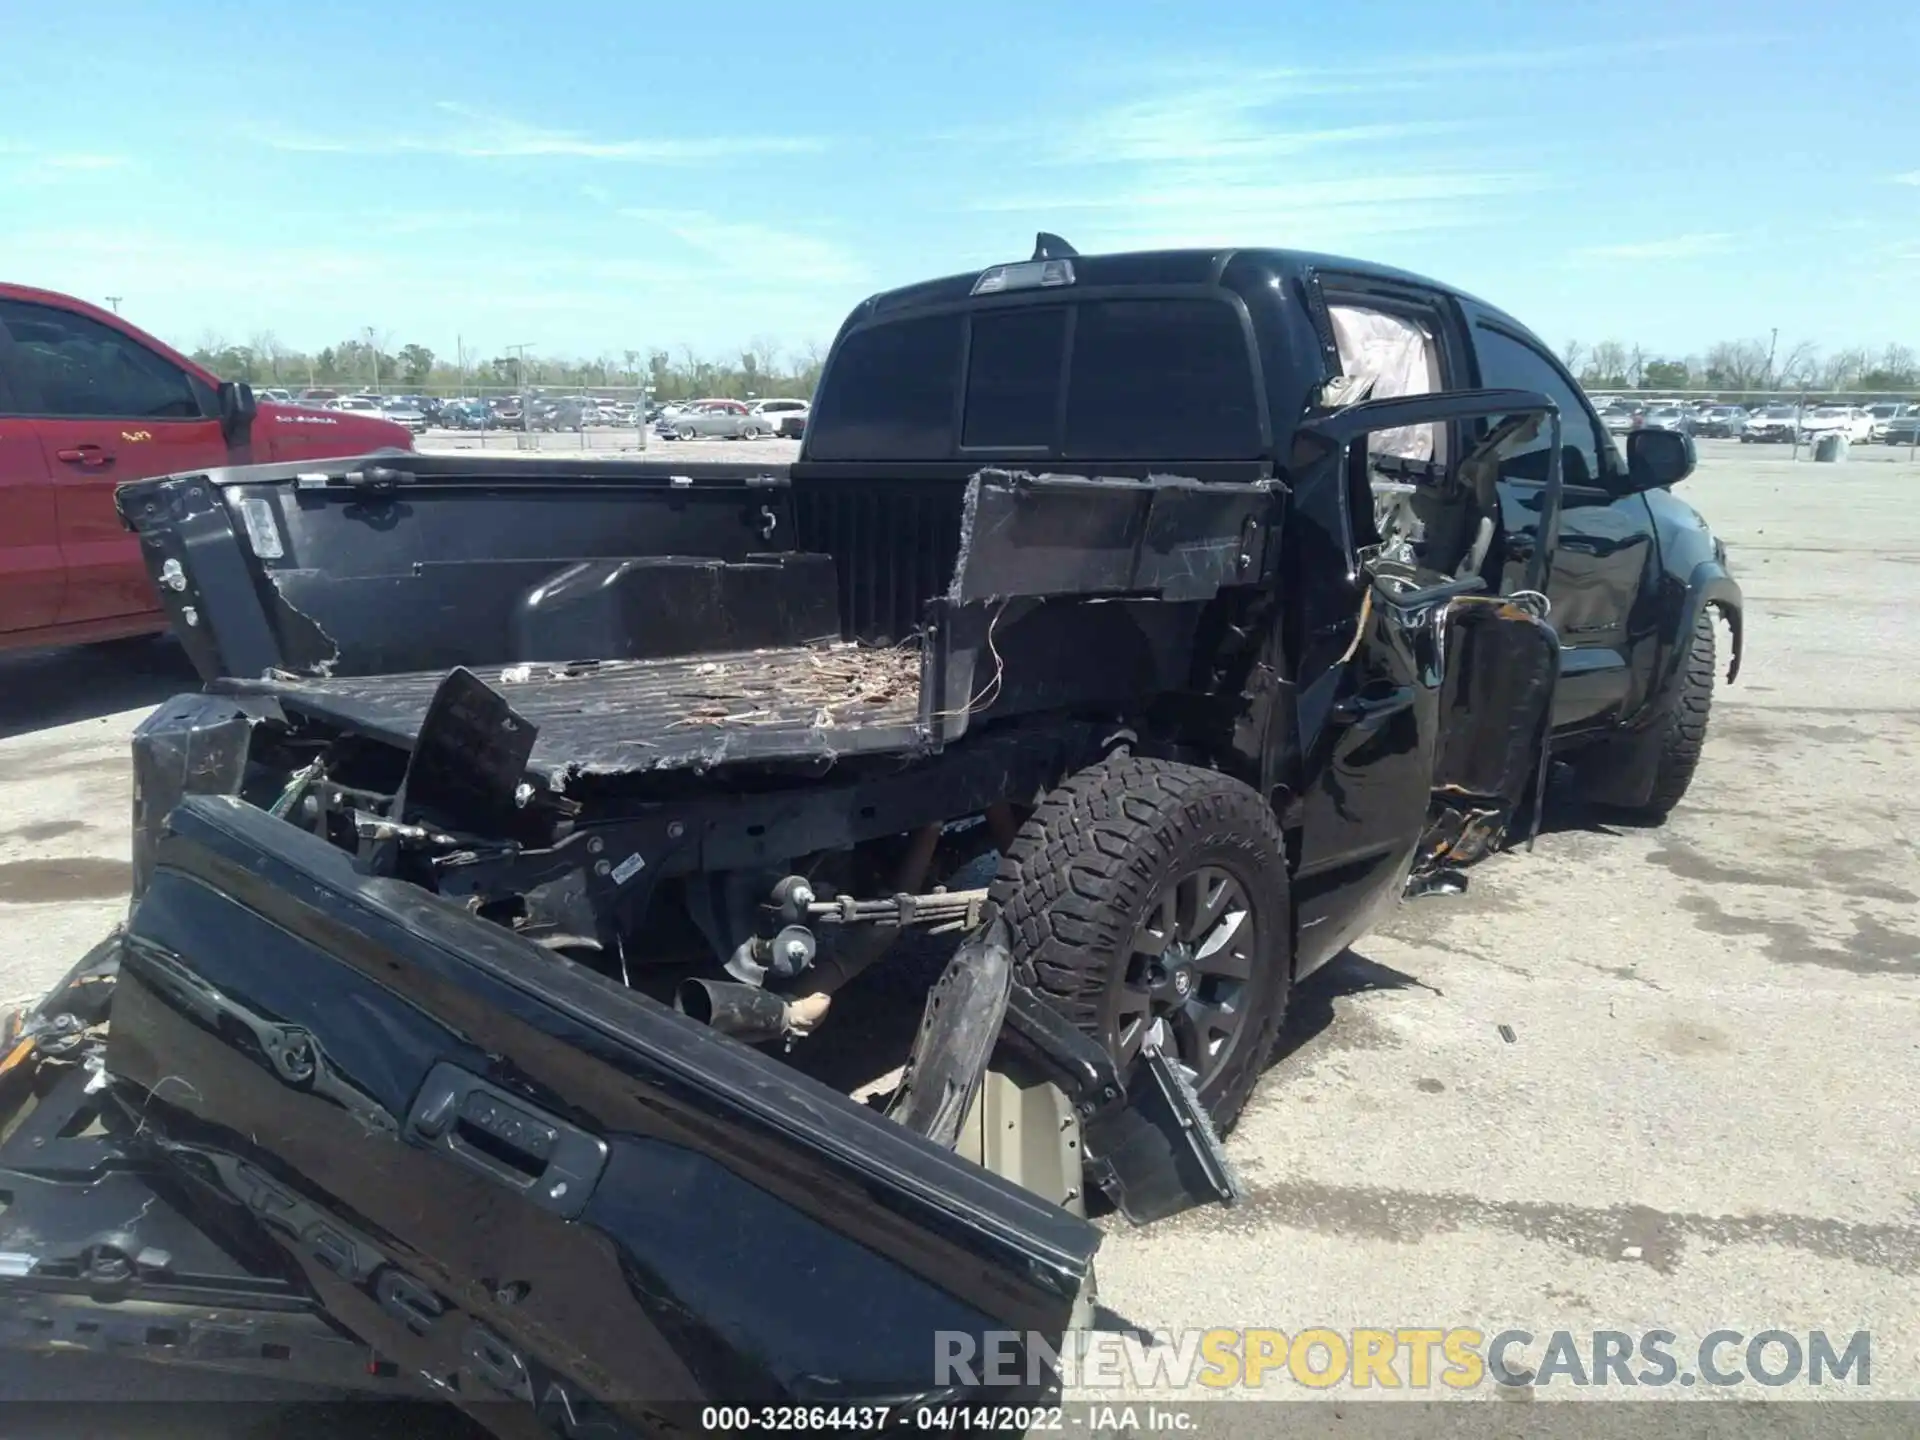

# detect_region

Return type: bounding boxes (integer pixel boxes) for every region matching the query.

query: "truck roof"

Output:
[848,244,1517,333]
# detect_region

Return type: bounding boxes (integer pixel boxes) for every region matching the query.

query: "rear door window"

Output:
[1327,303,1446,463]
[1063,299,1262,459]
[807,312,962,460]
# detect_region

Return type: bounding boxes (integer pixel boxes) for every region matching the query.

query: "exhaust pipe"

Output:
[676,978,794,1045]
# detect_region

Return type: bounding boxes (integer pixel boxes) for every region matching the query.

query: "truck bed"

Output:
[216,640,929,784]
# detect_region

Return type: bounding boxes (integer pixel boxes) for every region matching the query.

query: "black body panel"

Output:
[104,795,1098,1423]
[117,454,794,681]
[0,1067,415,1395]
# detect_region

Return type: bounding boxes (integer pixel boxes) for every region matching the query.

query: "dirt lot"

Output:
[1,440,1915,1417]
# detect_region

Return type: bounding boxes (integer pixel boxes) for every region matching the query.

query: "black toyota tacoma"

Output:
[0,237,1741,1430]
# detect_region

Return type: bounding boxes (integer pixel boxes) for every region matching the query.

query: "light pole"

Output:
[365,326,381,393]
[104,295,123,314]
[505,343,533,434]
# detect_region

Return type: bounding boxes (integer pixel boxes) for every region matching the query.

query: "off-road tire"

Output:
[1640,609,1716,816]
[990,757,1292,1134]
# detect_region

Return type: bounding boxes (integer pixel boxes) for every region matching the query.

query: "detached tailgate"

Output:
[94,794,1096,1421]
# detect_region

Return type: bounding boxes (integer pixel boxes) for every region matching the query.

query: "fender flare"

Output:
[1665,560,1743,690]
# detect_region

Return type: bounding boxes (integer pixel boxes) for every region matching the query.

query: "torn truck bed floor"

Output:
[214,642,928,783]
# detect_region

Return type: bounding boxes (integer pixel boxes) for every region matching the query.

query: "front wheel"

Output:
[1639,609,1717,816]
[675,424,696,441]
[740,422,764,439]
[991,757,1292,1134]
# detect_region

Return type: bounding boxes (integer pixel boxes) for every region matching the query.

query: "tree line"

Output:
[185,330,828,402]
[1561,338,1919,396]
[184,327,1920,402]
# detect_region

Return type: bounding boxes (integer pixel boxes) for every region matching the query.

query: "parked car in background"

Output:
[1799,405,1872,443]
[438,399,490,429]
[531,397,606,431]
[297,387,339,404]
[1641,405,1695,435]
[1601,399,1645,435]
[1692,404,1748,438]
[1742,404,1800,442]
[379,397,429,435]
[1880,407,1920,446]
[328,395,384,416]
[657,398,767,439]
[388,394,442,426]
[0,282,411,654]
[1863,402,1905,441]
[258,387,293,404]
[748,397,810,438]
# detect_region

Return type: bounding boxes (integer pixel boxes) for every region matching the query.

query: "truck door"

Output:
[0,298,228,627]
[1461,312,1654,733]
[104,794,1097,1429]
[1285,389,1563,975]
[0,318,63,636]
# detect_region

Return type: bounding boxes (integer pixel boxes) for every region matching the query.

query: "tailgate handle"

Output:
[406,1062,608,1220]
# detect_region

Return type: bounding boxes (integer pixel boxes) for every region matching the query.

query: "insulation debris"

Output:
[664,641,923,730]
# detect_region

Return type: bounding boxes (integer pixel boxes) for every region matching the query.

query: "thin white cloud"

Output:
[1891,170,1920,186]
[1058,110,1462,166]
[253,102,820,163]
[942,53,1537,258]
[0,145,132,181]
[1573,233,1735,262]
[973,171,1531,215]
[580,183,613,205]
[618,208,866,287]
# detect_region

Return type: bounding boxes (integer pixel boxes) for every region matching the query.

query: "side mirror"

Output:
[1626,426,1694,489]
[218,380,258,444]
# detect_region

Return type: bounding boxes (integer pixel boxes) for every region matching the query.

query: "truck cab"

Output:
[0,284,413,654]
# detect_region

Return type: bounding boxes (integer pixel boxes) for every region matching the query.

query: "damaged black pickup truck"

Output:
[0,238,1741,1429]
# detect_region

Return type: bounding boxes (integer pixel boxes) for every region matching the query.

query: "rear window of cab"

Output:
[806,297,1264,462]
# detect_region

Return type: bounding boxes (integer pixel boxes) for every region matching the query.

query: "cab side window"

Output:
[0,300,202,420]
[1471,325,1612,488]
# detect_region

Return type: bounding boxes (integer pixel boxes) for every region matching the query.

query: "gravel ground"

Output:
[0,439,1915,1426]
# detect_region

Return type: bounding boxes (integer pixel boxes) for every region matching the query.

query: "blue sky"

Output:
[4,0,1915,368]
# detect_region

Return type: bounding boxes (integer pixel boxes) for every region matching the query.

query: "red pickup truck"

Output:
[1,285,413,654]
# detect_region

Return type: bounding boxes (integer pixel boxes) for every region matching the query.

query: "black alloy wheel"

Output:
[1112,864,1258,1086]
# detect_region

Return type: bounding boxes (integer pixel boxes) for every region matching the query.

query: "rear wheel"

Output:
[990,757,1292,1133]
